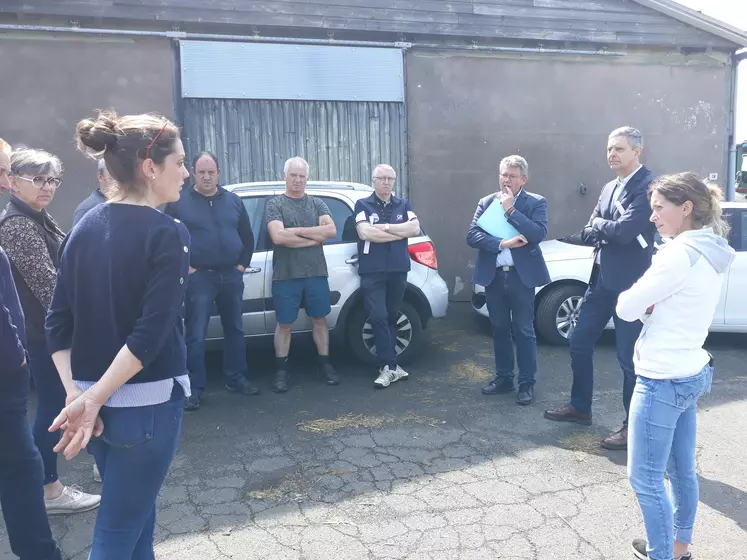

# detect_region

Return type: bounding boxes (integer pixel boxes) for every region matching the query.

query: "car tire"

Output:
[535,284,586,346]
[347,301,424,365]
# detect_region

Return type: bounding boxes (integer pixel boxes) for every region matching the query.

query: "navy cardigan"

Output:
[46,203,190,384]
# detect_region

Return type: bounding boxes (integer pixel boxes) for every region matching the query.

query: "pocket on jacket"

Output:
[99,406,155,448]
[530,248,539,256]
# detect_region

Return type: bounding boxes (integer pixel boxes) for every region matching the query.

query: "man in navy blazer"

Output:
[467,155,550,405]
[544,127,656,451]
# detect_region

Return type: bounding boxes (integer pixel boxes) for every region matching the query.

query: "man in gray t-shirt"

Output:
[266,157,338,393]
[266,194,330,281]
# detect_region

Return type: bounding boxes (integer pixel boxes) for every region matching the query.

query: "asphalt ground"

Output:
[1,302,745,559]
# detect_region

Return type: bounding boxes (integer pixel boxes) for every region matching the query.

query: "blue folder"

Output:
[476,200,520,239]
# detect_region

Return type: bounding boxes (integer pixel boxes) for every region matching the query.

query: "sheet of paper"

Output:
[476,200,520,239]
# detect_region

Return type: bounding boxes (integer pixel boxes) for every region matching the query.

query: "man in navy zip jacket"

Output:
[467,155,550,406]
[164,151,256,411]
[544,127,656,451]
[0,139,62,559]
[354,164,421,389]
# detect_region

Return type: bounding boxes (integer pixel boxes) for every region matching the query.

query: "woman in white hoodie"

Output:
[616,173,735,560]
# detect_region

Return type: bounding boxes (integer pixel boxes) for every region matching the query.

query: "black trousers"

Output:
[360,272,408,369]
[0,366,62,560]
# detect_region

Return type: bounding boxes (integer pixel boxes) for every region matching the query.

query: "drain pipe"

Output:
[0,23,625,56]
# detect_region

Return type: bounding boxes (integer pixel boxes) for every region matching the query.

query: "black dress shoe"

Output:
[272,370,289,393]
[321,363,340,386]
[516,384,533,405]
[482,377,515,395]
[184,394,201,411]
[225,378,260,396]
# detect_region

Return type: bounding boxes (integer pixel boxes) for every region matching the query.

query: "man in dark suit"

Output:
[467,155,551,405]
[544,127,656,451]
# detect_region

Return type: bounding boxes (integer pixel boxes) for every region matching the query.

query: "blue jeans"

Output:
[485,268,537,386]
[0,366,62,560]
[569,276,641,417]
[360,272,407,369]
[185,268,247,395]
[628,365,713,560]
[86,385,184,560]
[27,340,66,485]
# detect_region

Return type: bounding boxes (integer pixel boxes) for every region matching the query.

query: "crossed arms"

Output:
[579,184,651,246]
[268,215,337,247]
[356,218,420,243]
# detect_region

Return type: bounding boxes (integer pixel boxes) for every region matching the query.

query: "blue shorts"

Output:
[272,276,331,324]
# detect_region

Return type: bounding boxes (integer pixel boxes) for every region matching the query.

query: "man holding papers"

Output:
[544,127,656,451]
[467,155,550,405]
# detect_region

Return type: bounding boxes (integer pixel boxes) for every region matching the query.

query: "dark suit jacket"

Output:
[575,165,657,292]
[467,190,551,289]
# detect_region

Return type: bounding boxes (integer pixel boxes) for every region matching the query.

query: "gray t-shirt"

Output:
[266,194,331,281]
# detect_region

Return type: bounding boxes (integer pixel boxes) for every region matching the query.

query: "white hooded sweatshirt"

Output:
[616,227,735,380]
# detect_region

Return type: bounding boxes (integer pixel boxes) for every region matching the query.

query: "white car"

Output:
[472,202,747,344]
[205,181,450,364]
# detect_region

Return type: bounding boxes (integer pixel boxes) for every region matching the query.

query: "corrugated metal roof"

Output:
[5,0,744,49]
[632,0,747,48]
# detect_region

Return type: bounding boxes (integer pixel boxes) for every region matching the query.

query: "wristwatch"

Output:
[384,224,390,232]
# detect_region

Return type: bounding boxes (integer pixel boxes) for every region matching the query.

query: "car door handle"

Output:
[245,267,262,274]
[345,256,359,265]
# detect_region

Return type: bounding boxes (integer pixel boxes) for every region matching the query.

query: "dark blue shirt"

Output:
[72,187,107,228]
[164,187,254,270]
[46,204,190,384]
[0,248,26,374]
[354,193,416,275]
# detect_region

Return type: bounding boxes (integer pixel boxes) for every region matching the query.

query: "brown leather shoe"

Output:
[600,425,628,450]
[543,403,592,425]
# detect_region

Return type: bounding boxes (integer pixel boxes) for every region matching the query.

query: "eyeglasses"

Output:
[499,173,522,181]
[374,176,396,183]
[14,175,62,190]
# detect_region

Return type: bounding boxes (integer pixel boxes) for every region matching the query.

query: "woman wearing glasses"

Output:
[46,111,190,559]
[0,148,101,515]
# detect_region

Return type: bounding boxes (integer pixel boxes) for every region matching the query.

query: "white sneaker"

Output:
[93,463,102,483]
[374,366,397,388]
[394,365,410,380]
[45,486,101,515]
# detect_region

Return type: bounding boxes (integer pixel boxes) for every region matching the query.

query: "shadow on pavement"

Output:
[698,476,747,533]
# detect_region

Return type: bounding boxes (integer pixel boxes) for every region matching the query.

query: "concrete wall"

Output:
[406,49,731,300]
[0,35,175,230]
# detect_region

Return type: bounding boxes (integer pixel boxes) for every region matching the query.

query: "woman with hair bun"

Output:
[46,111,191,559]
[616,172,735,560]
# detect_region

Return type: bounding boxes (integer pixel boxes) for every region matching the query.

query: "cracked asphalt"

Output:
[1,303,745,559]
